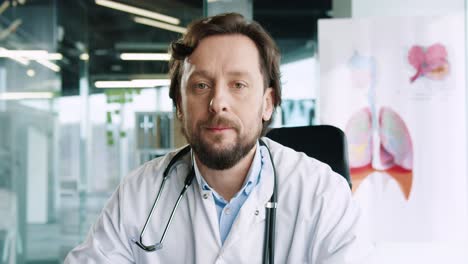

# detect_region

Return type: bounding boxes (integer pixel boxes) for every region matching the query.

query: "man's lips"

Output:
[206,126,232,132]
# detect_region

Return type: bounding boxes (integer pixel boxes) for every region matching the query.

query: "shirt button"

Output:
[225,207,231,215]
[255,210,259,216]
[203,193,209,199]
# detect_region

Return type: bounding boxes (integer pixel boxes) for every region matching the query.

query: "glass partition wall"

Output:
[0,1,61,263]
[0,1,202,263]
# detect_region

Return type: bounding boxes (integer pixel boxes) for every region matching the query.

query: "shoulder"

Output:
[119,146,191,191]
[262,137,360,251]
[261,137,350,198]
[104,146,191,227]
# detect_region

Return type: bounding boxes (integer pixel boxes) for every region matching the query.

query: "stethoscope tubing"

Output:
[134,141,277,264]
[134,145,191,251]
[260,139,278,264]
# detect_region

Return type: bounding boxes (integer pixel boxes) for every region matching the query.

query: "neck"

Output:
[195,144,257,201]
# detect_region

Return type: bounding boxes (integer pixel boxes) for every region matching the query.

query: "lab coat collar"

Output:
[193,141,262,201]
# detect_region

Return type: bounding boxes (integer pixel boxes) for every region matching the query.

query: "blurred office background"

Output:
[0,0,466,263]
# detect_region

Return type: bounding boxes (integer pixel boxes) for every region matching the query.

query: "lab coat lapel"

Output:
[222,145,275,249]
[190,179,222,247]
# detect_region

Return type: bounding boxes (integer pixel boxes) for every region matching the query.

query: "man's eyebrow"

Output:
[188,70,254,80]
[188,70,212,79]
[226,71,254,79]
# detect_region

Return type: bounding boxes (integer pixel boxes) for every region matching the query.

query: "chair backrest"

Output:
[266,125,352,189]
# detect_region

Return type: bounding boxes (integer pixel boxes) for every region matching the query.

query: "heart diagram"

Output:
[408,43,449,83]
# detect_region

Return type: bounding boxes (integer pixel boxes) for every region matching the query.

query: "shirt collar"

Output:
[193,141,263,199]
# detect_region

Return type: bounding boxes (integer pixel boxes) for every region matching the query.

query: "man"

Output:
[65,13,374,263]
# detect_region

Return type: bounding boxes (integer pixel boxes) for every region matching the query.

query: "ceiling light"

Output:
[0,49,47,57]
[120,53,170,61]
[134,17,186,34]
[0,92,54,100]
[35,59,60,72]
[26,69,35,77]
[0,48,62,71]
[0,1,9,15]
[80,53,89,60]
[131,79,171,86]
[0,47,29,65]
[47,53,63,60]
[0,19,22,41]
[95,79,170,88]
[0,48,63,60]
[95,0,180,25]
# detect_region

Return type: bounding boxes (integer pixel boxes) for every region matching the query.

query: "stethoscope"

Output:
[133,139,278,264]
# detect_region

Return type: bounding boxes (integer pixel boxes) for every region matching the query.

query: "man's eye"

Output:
[194,83,209,89]
[233,82,246,89]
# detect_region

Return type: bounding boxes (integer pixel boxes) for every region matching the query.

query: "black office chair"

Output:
[266,125,352,189]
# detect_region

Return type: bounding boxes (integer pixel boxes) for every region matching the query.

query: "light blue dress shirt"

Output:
[194,142,263,244]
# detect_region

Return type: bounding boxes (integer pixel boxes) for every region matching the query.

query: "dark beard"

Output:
[183,116,260,170]
[190,132,257,170]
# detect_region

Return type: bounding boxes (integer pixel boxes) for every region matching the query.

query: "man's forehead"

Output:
[188,35,260,61]
[181,38,262,78]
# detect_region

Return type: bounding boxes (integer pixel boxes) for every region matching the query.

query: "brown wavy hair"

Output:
[168,13,282,136]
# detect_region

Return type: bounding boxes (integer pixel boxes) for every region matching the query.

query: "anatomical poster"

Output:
[318,15,467,243]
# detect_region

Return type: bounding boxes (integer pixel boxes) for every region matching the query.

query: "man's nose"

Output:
[208,85,229,113]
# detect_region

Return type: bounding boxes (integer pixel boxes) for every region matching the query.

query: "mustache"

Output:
[199,116,239,129]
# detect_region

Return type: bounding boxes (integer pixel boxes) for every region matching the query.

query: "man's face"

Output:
[178,34,274,170]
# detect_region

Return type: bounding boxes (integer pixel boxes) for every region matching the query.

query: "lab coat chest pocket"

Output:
[275,204,317,264]
[290,218,316,264]
[216,197,266,262]
[220,208,266,263]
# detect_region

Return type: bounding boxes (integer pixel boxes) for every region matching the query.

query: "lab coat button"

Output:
[255,210,259,215]
[203,193,209,199]
[225,207,231,215]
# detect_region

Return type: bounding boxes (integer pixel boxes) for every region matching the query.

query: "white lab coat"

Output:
[65,138,374,263]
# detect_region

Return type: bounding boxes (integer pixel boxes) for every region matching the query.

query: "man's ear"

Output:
[175,95,183,120]
[176,107,182,119]
[262,88,274,122]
